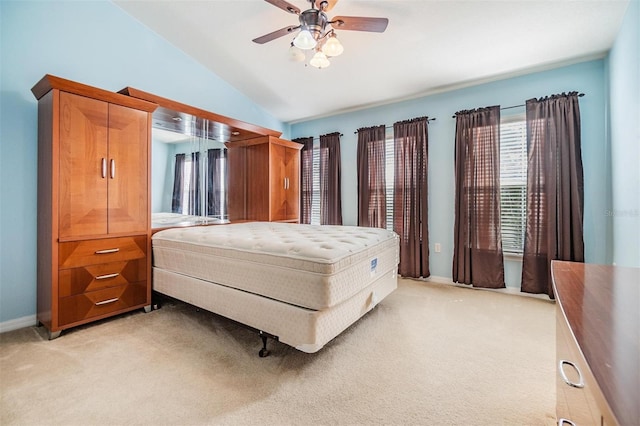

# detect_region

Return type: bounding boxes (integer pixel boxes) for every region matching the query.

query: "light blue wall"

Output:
[0,0,286,323]
[291,60,609,287]
[607,0,640,267]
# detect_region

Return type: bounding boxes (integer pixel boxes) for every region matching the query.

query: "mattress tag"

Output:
[370,257,378,276]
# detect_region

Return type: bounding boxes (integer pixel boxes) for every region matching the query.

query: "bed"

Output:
[152,212,229,229]
[151,222,399,355]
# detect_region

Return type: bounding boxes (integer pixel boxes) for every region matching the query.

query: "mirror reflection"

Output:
[151,109,230,229]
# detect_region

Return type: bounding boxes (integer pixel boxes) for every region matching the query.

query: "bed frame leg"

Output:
[259,331,270,358]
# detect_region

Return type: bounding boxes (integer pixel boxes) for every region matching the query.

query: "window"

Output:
[500,115,527,253]
[310,141,321,225]
[179,153,197,215]
[385,128,395,231]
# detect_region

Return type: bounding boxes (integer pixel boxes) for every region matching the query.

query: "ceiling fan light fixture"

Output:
[322,32,343,57]
[310,51,330,69]
[293,29,317,50]
[288,43,306,62]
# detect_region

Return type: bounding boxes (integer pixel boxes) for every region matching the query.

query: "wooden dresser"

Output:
[552,261,639,426]
[32,75,157,339]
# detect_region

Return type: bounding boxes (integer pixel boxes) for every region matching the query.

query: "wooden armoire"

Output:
[32,75,157,339]
[227,136,302,223]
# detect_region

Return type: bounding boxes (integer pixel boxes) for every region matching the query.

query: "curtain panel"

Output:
[319,132,343,225]
[294,137,314,224]
[393,117,430,278]
[521,92,584,298]
[452,106,505,288]
[171,153,185,213]
[189,152,201,216]
[357,125,387,228]
[206,148,227,218]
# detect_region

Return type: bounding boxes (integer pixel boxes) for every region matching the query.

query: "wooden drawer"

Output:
[59,258,147,297]
[58,282,147,326]
[556,305,602,425]
[59,236,147,269]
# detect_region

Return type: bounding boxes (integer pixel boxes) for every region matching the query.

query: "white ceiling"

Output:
[115,0,629,123]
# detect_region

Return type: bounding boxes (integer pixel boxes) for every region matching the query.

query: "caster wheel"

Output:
[259,348,270,358]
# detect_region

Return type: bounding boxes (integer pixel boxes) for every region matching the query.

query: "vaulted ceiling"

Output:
[115,0,629,123]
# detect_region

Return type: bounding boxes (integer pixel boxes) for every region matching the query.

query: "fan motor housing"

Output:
[299,9,328,39]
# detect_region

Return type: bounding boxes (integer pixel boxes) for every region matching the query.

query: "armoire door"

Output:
[107,104,149,234]
[270,144,299,222]
[59,92,108,239]
[283,146,299,221]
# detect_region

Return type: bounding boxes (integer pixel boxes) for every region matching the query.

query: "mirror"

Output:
[117,86,284,229]
[151,107,230,229]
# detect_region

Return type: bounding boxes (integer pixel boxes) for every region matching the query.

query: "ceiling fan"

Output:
[252,0,389,68]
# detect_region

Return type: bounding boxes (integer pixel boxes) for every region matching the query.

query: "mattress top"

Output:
[152,222,398,275]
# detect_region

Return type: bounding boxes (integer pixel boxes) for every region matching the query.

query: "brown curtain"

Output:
[171,153,185,213]
[357,125,387,228]
[452,106,505,288]
[206,148,227,219]
[393,117,430,278]
[294,137,314,224]
[319,132,343,225]
[521,92,584,298]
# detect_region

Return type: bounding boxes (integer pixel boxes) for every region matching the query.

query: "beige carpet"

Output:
[0,278,556,425]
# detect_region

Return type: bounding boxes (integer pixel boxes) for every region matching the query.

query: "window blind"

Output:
[311,143,321,225]
[500,118,527,253]
[385,130,395,231]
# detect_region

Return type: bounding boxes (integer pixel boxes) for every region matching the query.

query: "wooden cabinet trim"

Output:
[32,75,157,112]
[118,86,281,140]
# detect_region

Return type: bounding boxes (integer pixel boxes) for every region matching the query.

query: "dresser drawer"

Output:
[556,305,602,425]
[59,258,147,297]
[58,282,148,326]
[59,236,147,269]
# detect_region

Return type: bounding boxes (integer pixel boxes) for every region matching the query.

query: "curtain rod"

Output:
[451,93,585,118]
[310,133,343,141]
[352,117,436,134]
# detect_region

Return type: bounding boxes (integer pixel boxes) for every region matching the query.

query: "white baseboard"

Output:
[0,315,37,334]
[408,275,552,301]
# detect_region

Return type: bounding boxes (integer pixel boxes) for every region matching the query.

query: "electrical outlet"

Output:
[434,243,441,253]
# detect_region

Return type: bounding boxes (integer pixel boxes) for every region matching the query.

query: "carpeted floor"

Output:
[0,278,556,425]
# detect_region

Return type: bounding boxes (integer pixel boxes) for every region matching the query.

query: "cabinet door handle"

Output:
[95,248,120,254]
[95,297,119,306]
[558,419,576,426]
[110,159,115,179]
[101,158,107,178]
[95,273,119,280]
[559,360,585,388]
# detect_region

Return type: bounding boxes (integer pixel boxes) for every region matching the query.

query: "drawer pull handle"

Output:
[110,159,116,179]
[95,248,119,254]
[95,298,119,306]
[558,418,576,426]
[101,158,107,178]
[559,360,585,388]
[95,273,119,280]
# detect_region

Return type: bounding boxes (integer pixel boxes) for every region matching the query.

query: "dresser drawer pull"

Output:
[559,360,585,388]
[95,297,119,306]
[558,418,576,426]
[95,273,119,280]
[94,248,120,254]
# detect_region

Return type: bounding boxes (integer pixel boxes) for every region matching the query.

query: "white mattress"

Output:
[152,212,229,228]
[152,222,399,310]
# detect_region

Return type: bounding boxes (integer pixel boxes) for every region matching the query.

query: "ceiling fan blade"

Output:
[317,0,338,12]
[264,0,301,15]
[330,16,389,33]
[252,25,300,44]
